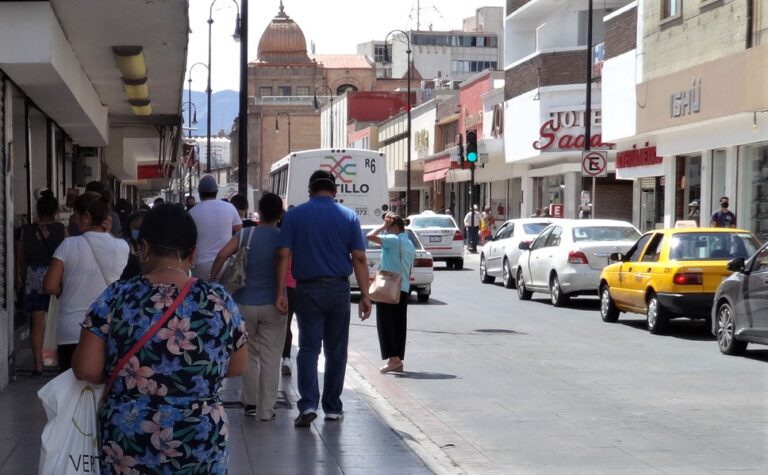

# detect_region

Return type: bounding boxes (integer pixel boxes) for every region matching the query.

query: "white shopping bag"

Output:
[38,369,104,475]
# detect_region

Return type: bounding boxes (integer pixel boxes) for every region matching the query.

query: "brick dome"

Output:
[257,2,311,64]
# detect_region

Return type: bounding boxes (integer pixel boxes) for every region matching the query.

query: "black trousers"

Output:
[376,292,408,360]
[58,344,77,371]
[282,287,296,358]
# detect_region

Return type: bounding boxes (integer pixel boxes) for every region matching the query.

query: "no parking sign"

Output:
[581,151,608,177]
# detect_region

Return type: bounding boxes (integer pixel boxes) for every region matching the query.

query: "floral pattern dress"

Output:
[82,277,247,475]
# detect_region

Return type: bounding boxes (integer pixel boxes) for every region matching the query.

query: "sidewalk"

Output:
[0,351,431,475]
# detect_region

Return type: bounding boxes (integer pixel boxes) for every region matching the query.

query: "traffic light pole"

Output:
[470,162,476,252]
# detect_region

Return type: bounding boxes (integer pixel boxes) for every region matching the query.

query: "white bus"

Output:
[269,148,390,225]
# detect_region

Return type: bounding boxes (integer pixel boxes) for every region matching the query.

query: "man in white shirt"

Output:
[463,204,481,253]
[189,175,242,279]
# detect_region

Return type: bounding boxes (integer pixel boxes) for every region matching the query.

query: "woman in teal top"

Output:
[367,212,416,373]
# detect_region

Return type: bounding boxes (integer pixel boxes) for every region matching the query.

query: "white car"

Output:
[516,219,641,306]
[480,218,554,288]
[349,226,435,302]
[407,211,465,269]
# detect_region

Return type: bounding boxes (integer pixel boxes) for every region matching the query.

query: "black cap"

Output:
[309,170,336,187]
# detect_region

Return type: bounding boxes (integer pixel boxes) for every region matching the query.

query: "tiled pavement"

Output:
[0,353,431,475]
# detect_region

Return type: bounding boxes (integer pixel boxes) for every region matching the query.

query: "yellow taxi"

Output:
[598,227,761,334]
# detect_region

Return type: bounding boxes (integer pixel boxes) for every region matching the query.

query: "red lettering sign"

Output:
[616,147,662,168]
[533,120,614,151]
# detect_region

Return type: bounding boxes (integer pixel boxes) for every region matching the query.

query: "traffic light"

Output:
[465,130,478,163]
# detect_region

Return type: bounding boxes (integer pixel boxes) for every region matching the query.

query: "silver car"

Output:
[711,242,768,355]
[480,218,553,288]
[349,226,435,302]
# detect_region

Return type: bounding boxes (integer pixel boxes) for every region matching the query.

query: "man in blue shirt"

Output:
[276,170,372,427]
[710,196,737,228]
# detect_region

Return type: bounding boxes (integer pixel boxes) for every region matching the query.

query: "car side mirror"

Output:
[518,241,531,251]
[609,252,624,262]
[727,257,746,273]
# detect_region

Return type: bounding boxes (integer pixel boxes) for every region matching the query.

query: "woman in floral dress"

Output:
[72,204,247,475]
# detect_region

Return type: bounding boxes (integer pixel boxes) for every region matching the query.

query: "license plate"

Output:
[429,236,441,243]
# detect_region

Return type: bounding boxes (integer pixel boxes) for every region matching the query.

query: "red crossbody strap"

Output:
[103,278,198,400]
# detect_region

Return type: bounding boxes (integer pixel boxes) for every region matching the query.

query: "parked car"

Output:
[516,219,641,306]
[349,225,435,302]
[599,227,761,334]
[711,241,768,354]
[480,218,553,288]
[407,211,465,269]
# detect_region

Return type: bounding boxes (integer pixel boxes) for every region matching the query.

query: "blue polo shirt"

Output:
[278,196,365,281]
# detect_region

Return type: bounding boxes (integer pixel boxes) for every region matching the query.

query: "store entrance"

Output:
[640,176,665,231]
[675,154,702,225]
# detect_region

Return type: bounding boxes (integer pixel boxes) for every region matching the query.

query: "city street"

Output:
[347,253,768,474]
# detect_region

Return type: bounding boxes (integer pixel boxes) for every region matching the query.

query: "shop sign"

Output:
[533,109,614,151]
[549,204,565,218]
[491,103,504,138]
[617,146,662,168]
[670,78,701,118]
[414,129,430,158]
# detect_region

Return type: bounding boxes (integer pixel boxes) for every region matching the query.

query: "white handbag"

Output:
[220,227,254,293]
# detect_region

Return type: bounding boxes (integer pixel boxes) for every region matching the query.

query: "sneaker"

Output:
[244,405,257,417]
[294,409,317,427]
[324,412,344,421]
[281,357,292,375]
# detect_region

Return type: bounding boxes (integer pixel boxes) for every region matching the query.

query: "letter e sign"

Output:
[581,151,608,177]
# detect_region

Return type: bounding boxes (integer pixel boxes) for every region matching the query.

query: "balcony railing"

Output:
[249,96,315,106]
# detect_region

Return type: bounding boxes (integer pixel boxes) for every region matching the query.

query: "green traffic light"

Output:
[467,152,478,162]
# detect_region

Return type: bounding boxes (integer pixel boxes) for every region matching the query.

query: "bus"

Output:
[269,148,390,225]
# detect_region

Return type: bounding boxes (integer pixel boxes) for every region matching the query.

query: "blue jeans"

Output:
[294,280,351,414]
[467,226,479,249]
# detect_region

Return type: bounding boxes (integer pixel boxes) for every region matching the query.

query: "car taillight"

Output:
[673,272,703,285]
[414,258,433,267]
[453,230,463,241]
[567,250,589,264]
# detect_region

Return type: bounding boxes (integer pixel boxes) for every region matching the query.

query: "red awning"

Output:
[423,168,449,182]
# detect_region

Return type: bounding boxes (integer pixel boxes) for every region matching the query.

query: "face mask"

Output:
[721,202,729,209]
[131,229,140,240]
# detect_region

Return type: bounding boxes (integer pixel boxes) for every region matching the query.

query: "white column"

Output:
[564,171,579,219]
[522,172,534,217]
[700,150,712,227]
[724,146,738,208]
[632,179,641,228]
[663,156,677,228]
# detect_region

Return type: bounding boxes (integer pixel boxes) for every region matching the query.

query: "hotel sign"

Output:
[670,78,701,118]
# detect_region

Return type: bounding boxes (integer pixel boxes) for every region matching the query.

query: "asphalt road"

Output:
[347,253,768,474]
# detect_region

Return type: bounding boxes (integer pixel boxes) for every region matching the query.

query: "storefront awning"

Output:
[424,168,449,182]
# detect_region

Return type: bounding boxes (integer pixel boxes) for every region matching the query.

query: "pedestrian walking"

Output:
[710,196,737,228]
[480,206,496,244]
[43,191,128,370]
[211,193,285,421]
[188,175,242,280]
[367,213,416,373]
[464,205,481,252]
[281,261,297,376]
[230,193,257,228]
[67,181,123,238]
[16,190,66,376]
[119,209,148,280]
[71,204,247,475]
[275,170,372,427]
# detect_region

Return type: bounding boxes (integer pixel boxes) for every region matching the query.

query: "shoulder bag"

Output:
[220,227,254,293]
[369,235,405,304]
[82,234,113,286]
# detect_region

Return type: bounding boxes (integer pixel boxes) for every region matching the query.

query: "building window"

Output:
[296,86,310,96]
[451,60,497,73]
[277,86,292,96]
[738,142,768,241]
[662,0,681,19]
[373,44,390,63]
[259,86,272,97]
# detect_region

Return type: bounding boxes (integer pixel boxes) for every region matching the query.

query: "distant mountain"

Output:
[183,89,239,137]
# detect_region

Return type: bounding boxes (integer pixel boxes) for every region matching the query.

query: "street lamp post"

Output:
[187,62,208,139]
[237,0,248,196]
[275,112,292,154]
[181,101,198,199]
[384,30,412,217]
[313,86,334,148]
[207,0,241,173]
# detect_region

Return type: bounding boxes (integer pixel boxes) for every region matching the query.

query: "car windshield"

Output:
[522,223,549,235]
[668,232,760,261]
[572,226,640,242]
[361,228,423,250]
[411,217,455,229]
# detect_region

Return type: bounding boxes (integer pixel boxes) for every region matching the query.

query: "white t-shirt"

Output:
[53,232,129,344]
[189,199,242,264]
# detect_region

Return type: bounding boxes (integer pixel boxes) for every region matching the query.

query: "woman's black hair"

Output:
[139,204,197,259]
[73,191,111,225]
[128,209,148,227]
[36,190,58,218]
[258,193,284,223]
[230,194,248,212]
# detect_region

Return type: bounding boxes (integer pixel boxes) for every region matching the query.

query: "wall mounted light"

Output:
[129,99,153,116]
[112,46,147,80]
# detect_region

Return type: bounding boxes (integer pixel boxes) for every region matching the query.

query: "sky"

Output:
[186,0,505,92]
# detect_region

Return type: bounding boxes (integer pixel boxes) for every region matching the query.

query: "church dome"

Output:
[257,2,311,64]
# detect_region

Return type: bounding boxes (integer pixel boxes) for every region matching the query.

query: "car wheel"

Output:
[454,258,464,270]
[600,285,619,323]
[716,302,747,355]
[646,292,669,335]
[502,258,515,289]
[549,273,569,307]
[516,269,532,300]
[480,255,495,283]
[417,292,430,303]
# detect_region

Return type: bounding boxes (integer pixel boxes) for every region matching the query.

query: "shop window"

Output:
[739,142,768,241]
